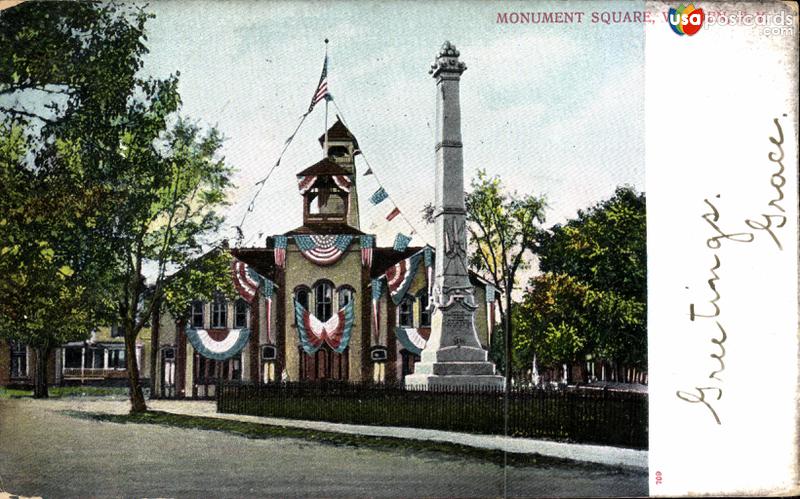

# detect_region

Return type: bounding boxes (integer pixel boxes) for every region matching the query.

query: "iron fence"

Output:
[217,380,647,449]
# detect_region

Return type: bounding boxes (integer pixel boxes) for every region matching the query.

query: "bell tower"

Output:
[319,117,360,229]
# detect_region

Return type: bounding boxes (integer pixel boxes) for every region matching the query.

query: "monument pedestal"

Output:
[405,296,505,390]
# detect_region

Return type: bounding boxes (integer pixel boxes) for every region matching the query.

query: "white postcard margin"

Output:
[646,1,799,496]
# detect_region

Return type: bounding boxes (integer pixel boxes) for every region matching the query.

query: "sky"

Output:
[141,0,645,249]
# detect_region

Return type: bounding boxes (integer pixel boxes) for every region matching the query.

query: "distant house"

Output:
[1,326,151,389]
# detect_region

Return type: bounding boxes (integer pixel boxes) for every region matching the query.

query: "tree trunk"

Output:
[125,334,147,413]
[33,346,50,398]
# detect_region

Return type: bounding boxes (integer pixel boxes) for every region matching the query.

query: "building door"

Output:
[300,347,348,381]
[194,353,241,398]
[160,348,176,398]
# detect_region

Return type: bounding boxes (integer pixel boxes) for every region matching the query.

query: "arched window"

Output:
[398,295,415,327]
[417,291,431,327]
[234,298,248,328]
[211,296,227,328]
[191,301,204,328]
[294,286,310,310]
[337,286,354,309]
[314,281,334,321]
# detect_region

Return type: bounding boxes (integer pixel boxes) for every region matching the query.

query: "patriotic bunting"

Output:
[273,235,288,268]
[386,207,401,221]
[371,278,383,343]
[231,258,261,303]
[360,235,375,268]
[424,245,434,297]
[297,175,317,194]
[263,278,275,344]
[332,175,352,192]
[486,285,496,303]
[294,300,355,354]
[393,233,412,252]
[369,187,388,205]
[395,327,427,356]
[295,234,353,265]
[186,327,251,361]
[385,251,422,305]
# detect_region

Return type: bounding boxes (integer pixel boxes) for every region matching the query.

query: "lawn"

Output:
[0,386,129,398]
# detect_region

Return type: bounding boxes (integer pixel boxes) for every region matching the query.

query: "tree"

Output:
[0,1,155,397]
[464,170,547,386]
[0,122,104,397]
[108,119,233,413]
[517,186,646,381]
[0,2,234,411]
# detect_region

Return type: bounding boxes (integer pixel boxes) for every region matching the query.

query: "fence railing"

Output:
[217,381,648,449]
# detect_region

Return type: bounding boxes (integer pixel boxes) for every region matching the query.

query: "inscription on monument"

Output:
[443,307,473,332]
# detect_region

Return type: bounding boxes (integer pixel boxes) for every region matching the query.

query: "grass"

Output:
[0,386,129,398]
[66,409,632,473]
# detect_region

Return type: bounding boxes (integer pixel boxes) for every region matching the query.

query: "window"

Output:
[191,301,204,328]
[211,297,227,328]
[295,287,310,310]
[110,323,123,338]
[64,347,82,369]
[85,348,103,369]
[108,349,126,369]
[418,291,431,327]
[234,299,248,328]
[314,281,333,321]
[338,287,354,308]
[398,296,414,327]
[10,341,27,378]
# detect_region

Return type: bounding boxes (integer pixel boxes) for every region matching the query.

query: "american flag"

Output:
[308,55,330,112]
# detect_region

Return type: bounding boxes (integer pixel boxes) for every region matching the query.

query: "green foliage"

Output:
[465,170,547,305]
[516,187,647,370]
[0,2,234,408]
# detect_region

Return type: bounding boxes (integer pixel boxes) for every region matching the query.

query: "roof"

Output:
[371,246,425,278]
[283,224,364,236]
[296,158,350,177]
[318,117,359,149]
[230,247,275,278]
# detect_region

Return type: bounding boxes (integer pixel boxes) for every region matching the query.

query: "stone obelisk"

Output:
[405,42,504,389]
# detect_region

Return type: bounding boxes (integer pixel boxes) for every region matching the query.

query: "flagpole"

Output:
[323,38,329,158]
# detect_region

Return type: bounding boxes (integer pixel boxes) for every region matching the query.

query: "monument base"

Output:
[405,352,505,390]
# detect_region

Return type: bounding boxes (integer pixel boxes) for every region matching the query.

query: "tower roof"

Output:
[296,157,351,177]
[318,117,359,149]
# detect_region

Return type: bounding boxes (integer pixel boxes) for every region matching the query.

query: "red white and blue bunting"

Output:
[263,278,276,344]
[371,278,383,343]
[332,175,351,192]
[273,235,288,268]
[297,175,317,194]
[360,235,374,268]
[294,300,355,354]
[295,234,354,266]
[395,327,427,356]
[231,258,265,303]
[186,327,251,361]
[385,251,422,305]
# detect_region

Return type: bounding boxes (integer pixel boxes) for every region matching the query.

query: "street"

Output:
[0,398,646,498]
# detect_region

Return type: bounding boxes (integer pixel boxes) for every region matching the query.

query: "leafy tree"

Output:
[0,122,102,397]
[464,170,547,386]
[517,186,646,381]
[0,2,234,411]
[0,1,153,397]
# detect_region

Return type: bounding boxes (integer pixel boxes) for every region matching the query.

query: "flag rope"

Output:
[332,100,431,246]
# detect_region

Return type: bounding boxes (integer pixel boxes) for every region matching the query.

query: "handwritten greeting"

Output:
[677,116,786,425]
